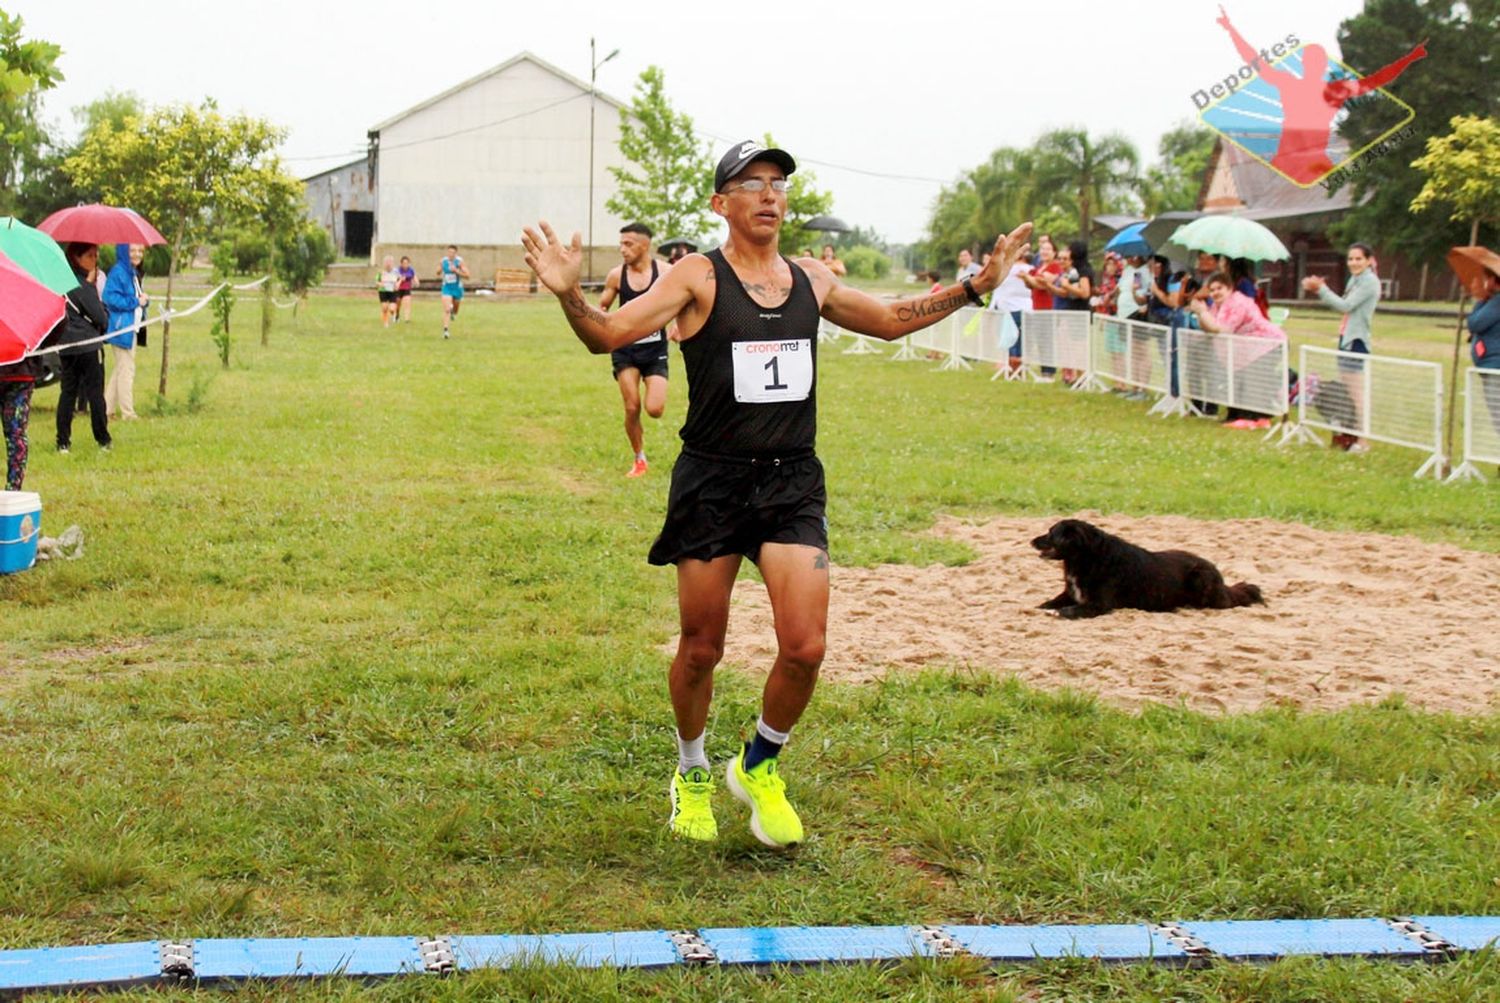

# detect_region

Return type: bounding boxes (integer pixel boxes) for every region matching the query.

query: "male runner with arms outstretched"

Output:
[523,140,1032,848]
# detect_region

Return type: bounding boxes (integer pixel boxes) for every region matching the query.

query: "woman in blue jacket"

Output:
[102,243,146,420]
[1467,260,1500,440]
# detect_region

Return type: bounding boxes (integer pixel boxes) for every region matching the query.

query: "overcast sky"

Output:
[17,0,1367,244]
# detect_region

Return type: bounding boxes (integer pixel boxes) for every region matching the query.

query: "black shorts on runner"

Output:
[647,448,828,566]
[611,340,669,380]
[378,290,397,303]
[396,288,412,299]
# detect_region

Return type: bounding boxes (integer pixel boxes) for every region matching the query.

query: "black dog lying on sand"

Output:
[1032,519,1265,619]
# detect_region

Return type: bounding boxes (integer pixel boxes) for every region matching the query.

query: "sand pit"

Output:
[697,514,1499,715]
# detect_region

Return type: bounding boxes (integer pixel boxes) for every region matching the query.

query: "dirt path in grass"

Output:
[702,514,1500,715]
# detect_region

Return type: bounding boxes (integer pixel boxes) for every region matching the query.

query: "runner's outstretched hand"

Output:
[975,222,1034,295]
[521,222,582,295]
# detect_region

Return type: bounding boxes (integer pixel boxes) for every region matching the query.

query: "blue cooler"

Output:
[0,491,41,574]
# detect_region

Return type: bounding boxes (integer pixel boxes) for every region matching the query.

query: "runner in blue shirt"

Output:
[437,245,469,339]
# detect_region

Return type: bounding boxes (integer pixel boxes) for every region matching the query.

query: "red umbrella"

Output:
[37,204,167,246]
[0,249,67,366]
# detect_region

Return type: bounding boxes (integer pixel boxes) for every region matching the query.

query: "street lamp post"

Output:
[588,37,619,283]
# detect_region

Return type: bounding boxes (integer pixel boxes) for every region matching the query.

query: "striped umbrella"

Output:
[0,249,67,366]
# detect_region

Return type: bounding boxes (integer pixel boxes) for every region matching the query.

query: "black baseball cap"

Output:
[714,140,797,192]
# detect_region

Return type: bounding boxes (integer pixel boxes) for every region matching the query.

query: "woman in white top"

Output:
[989,261,1032,373]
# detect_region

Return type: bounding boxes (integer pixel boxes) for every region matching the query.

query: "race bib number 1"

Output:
[732,339,813,404]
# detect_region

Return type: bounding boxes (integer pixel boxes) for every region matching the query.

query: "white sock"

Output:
[756,717,791,746]
[677,732,709,774]
[636,451,647,462]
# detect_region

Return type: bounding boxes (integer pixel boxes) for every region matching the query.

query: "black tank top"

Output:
[617,260,665,345]
[678,249,820,457]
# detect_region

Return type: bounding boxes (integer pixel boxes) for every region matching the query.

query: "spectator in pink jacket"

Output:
[1190,271,1287,428]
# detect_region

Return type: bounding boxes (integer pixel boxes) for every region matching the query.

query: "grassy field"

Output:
[1,289,1496,1001]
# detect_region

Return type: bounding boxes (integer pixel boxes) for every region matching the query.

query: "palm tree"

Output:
[1034,128,1140,239]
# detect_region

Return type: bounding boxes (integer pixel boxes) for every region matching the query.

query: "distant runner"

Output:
[598,223,672,478]
[438,245,469,339]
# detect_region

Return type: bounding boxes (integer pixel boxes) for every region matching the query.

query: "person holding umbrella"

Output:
[1458,249,1500,439]
[102,244,147,420]
[50,243,112,454]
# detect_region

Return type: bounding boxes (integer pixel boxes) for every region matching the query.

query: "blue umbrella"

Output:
[1104,222,1152,257]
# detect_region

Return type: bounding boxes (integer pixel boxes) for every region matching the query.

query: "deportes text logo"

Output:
[1196,7,1426,188]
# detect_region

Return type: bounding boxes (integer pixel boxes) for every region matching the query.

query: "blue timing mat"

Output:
[1410,916,1500,952]
[700,925,935,965]
[192,937,425,979]
[0,941,160,992]
[0,917,1494,991]
[1177,919,1428,960]
[946,923,1186,962]
[449,931,680,970]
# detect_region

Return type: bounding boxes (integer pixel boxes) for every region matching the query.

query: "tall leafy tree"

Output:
[1409,114,1500,245]
[606,67,715,243]
[1142,122,1218,216]
[1033,128,1140,239]
[1334,0,1499,262]
[0,10,62,215]
[66,101,288,395]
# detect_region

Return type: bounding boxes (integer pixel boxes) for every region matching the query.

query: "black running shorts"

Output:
[611,340,669,380]
[648,449,827,566]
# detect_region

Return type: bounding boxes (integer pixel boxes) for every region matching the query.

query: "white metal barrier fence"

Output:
[1018,311,1092,384]
[1172,328,1290,421]
[1282,345,1444,478]
[1089,315,1173,397]
[1448,367,1500,482]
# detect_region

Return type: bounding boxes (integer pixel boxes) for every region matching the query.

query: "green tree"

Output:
[1333,0,1499,263]
[1142,122,1218,216]
[273,221,336,319]
[606,67,715,244]
[1409,115,1500,246]
[66,101,287,395]
[0,10,62,215]
[1033,127,1140,239]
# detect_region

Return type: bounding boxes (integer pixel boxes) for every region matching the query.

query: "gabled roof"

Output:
[1197,137,1356,222]
[300,157,366,184]
[370,51,629,134]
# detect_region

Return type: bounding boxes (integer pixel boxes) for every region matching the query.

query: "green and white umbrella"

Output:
[1168,215,1290,262]
[0,216,79,295]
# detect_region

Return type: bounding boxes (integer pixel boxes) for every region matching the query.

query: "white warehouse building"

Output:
[365,52,631,284]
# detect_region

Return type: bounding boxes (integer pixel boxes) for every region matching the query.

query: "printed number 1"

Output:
[763,356,788,391]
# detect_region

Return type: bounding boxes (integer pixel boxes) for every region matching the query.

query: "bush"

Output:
[211,228,271,276]
[274,222,336,298]
[842,244,891,280]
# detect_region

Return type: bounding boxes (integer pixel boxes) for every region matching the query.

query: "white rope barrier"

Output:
[1280,345,1444,478]
[23,276,272,359]
[1447,368,1500,483]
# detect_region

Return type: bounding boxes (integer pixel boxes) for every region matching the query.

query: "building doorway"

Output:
[343,211,374,258]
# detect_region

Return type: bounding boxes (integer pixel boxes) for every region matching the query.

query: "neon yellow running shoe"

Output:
[669,766,718,841]
[726,749,803,848]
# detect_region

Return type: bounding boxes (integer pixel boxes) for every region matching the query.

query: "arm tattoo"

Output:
[895,288,969,324]
[562,288,610,328]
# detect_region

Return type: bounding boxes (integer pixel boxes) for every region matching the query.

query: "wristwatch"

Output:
[961,278,984,306]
